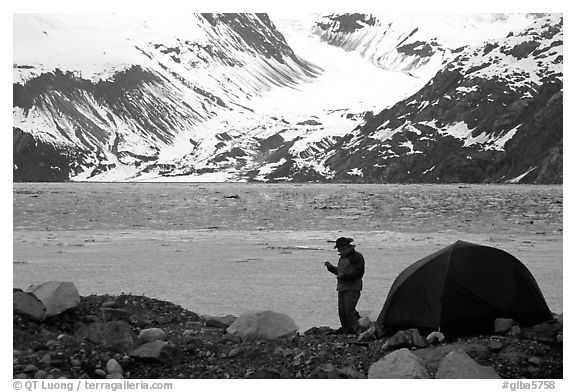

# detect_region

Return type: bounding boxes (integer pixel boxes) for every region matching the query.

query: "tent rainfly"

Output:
[376,241,552,336]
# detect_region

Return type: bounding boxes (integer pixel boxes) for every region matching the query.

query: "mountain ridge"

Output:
[13,13,563,183]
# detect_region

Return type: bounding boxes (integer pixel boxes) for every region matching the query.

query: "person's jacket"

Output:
[327,248,365,291]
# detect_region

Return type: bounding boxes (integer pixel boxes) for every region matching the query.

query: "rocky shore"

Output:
[13,283,563,379]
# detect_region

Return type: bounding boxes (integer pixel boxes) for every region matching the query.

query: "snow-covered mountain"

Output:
[313,13,540,79]
[13,13,563,183]
[307,13,563,183]
[13,13,321,181]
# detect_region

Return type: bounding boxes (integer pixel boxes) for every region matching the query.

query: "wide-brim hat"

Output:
[334,237,354,249]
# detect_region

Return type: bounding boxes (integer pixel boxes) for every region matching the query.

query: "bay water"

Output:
[13,183,563,330]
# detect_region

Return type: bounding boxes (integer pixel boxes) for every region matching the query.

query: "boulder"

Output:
[25,281,80,317]
[74,321,138,352]
[138,328,167,343]
[368,348,429,379]
[413,343,488,373]
[436,350,500,379]
[13,291,46,321]
[204,315,237,328]
[226,310,298,341]
[129,341,183,364]
[384,328,428,350]
[519,320,562,343]
[494,318,516,334]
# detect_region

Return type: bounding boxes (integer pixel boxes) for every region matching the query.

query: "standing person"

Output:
[324,237,365,334]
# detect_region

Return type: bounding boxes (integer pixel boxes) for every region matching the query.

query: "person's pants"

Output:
[338,290,361,334]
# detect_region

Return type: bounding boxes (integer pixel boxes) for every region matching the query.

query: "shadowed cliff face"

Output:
[13,128,84,182]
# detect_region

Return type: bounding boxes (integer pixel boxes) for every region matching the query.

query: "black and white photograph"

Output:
[9,0,567,388]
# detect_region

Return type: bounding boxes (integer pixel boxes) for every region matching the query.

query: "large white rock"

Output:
[435,350,501,379]
[26,281,80,317]
[368,348,430,379]
[226,310,298,341]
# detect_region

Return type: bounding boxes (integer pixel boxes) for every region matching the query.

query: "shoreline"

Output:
[14,227,563,331]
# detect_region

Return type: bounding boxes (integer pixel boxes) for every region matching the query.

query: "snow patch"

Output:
[255,159,287,182]
[347,168,363,177]
[507,167,538,183]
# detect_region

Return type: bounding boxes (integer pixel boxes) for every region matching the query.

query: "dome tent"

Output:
[376,241,552,337]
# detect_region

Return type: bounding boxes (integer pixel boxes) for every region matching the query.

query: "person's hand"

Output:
[324,261,332,268]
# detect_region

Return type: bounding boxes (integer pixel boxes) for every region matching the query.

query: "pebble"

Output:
[102,300,117,308]
[507,326,521,336]
[24,364,39,373]
[33,343,50,352]
[106,372,124,379]
[487,340,505,352]
[71,359,82,368]
[294,352,305,361]
[528,357,543,366]
[34,370,48,379]
[526,366,540,375]
[13,364,25,372]
[94,369,107,378]
[39,353,52,367]
[46,340,59,348]
[106,359,123,374]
